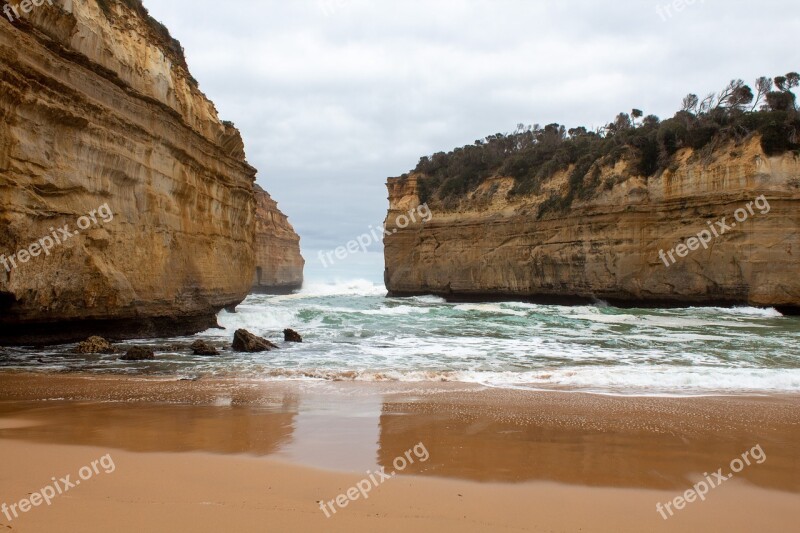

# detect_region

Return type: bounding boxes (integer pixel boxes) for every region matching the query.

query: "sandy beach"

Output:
[0,374,797,532]
[2,1,799,531]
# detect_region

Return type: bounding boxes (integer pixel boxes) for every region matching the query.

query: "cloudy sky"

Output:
[146,0,797,261]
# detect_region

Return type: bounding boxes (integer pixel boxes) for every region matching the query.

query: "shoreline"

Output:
[0,373,798,531]
[0,369,795,399]
[386,289,800,315]
[0,363,797,398]
[0,373,798,489]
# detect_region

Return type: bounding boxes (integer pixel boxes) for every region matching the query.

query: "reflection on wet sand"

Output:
[0,401,298,456]
[377,391,800,491]
[0,374,301,455]
[0,374,799,493]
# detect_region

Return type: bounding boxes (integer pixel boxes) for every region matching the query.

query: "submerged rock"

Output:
[284,329,303,343]
[232,329,278,353]
[120,347,155,361]
[73,336,116,354]
[191,340,220,356]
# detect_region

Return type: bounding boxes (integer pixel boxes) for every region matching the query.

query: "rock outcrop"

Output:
[190,340,219,356]
[385,138,800,312]
[283,328,302,343]
[0,1,262,345]
[73,336,115,354]
[120,346,155,361]
[252,185,304,293]
[232,329,278,353]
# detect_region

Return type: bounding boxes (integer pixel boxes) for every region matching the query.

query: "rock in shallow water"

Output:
[73,337,116,354]
[120,347,155,361]
[283,329,303,343]
[232,329,278,353]
[191,340,220,356]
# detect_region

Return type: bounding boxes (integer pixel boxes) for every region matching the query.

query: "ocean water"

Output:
[2,279,800,396]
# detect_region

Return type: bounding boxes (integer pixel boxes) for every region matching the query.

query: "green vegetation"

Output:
[407,73,799,213]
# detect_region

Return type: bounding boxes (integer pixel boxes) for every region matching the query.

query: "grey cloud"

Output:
[143,0,798,254]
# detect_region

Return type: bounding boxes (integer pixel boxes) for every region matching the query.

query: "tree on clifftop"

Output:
[409,71,799,207]
[765,72,799,112]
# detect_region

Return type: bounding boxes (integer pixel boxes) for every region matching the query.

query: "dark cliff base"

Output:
[250,283,303,296]
[0,314,223,347]
[386,290,800,316]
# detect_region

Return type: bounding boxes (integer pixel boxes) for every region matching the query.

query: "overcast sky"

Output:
[146,0,797,257]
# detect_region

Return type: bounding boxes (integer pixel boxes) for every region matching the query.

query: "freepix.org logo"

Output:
[1,454,116,522]
[1,203,114,274]
[3,0,54,23]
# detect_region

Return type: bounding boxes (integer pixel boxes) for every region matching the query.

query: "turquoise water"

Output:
[3,279,800,396]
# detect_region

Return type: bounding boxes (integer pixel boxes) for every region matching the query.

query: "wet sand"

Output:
[0,373,798,531]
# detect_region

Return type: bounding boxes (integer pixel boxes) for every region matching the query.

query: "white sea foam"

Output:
[9,278,799,397]
[207,306,298,336]
[406,295,448,305]
[299,279,387,297]
[458,367,800,395]
[698,306,784,318]
[454,303,527,316]
[223,367,800,396]
[359,305,430,316]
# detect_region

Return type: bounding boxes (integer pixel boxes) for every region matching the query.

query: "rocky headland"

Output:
[0,0,301,345]
[385,79,800,313]
[252,185,304,294]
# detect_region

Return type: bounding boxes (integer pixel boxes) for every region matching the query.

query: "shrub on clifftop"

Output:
[407,73,799,209]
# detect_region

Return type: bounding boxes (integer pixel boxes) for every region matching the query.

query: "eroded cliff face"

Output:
[385,138,800,312]
[252,185,304,293]
[0,1,257,344]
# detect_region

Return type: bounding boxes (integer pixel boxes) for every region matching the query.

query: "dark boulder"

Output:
[283,329,303,343]
[191,340,220,356]
[120,346,155,361]
[73,336,116,354]
[232,329,278,353]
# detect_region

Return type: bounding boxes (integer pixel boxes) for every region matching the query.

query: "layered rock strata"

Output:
[0,1,258,344]
[385,138,800,313]
[251,185,304,293]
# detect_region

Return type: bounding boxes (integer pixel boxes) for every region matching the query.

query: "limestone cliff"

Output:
[385,137,800,312]
[0,0,257,344]
[252,185,304,293]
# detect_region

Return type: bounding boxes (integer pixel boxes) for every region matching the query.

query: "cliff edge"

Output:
[0,0,258,344]
[386,128,800,312]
